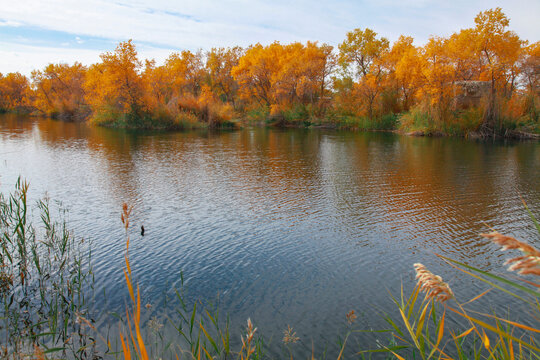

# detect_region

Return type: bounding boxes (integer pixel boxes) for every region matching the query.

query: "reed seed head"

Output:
[414,263,454,302]
[241,317,257,355]
[33,345,45,360]
[481,232,540,276]
[121,202,133,230]
[148,316,163,333]
[283,325,300,344]
[245,318,257,342]
[346,310,357,324]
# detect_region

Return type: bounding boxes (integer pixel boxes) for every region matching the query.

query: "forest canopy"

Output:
[0,8,538,136]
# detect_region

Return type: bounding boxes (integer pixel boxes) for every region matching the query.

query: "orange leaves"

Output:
[336,28,392,118]
[522,41,540,93]
[417,36,456,110]
[474,8,510,42]
[232,43,277,106]
[31,62,87,118]
[84,40,146,122]
[338,28,390,79]
[472,8,525,92]
[2,7,532,129]
[165,50,205,98]
[0,72,30,111]
[232,41,335,113]
[206,46,243,104]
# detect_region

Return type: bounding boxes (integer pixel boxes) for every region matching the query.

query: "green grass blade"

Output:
[437,254,538,300]
[521,198,540,234]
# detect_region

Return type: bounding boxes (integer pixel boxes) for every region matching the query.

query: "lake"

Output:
[1,113,539,358]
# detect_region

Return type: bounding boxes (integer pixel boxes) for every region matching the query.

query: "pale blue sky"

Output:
[1,0,538,74]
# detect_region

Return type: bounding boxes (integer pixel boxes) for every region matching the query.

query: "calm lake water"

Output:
[1,114,539,357]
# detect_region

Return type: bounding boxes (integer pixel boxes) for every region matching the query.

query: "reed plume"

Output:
[414,263,454,302]
[346,310,357,324]
[283,325,300,344]
[121,202,133,231]
[240,318,257,359]
[481,232,540,276]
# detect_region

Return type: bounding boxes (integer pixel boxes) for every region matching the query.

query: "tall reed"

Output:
[0,178,96,358]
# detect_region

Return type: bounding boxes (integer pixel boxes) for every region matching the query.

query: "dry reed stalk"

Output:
[481,232,540,276]
[119,203,149,360]
[414,263,454,302]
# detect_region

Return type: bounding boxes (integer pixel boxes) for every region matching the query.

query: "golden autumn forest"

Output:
[0,8,538,137]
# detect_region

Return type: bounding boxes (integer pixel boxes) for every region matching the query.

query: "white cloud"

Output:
[0,20,22,27]
[0,0,332,48]
[0,42,173,75]
[0,0,538,74]
[1,0,538,47]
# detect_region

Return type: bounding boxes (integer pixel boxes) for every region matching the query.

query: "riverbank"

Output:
[6,106,539,140]
[238,109,540,140]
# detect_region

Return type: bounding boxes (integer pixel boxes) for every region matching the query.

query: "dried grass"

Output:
[414,263,454,302]
[481,232,540,276]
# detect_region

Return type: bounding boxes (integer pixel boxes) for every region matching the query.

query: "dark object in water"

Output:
[141,225,145,236]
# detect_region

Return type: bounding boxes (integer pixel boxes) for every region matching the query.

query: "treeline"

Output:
[0,8,538,136]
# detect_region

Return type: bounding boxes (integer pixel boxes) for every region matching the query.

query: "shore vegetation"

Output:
[0,7,538,137]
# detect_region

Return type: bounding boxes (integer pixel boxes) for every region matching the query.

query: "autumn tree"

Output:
[31,63,87,120]
[521,41,540,120]
[0,72,30,112]
[142,59,171,111]
[418,37,457,123]
[338,28,389,79]
[232,43,277,107]
[473,8,525,130]
[165,50,206,99]
[206,47,243,107]
[84,40,146,124]
[387,36,423,111]
[232,41,336,119]
[273,42,335,111]
[338,28,390,119]
[445,29,481,82]
[522,41,540,94]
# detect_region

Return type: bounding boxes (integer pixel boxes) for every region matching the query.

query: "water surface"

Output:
[1,114,539,357]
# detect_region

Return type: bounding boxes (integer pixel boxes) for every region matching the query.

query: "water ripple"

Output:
[1,116,539,358]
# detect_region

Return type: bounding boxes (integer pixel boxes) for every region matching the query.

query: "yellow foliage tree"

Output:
[338,28,390,119]
[418,36,456,123]
[206,47,243,107]
[473,7,526,128]
[84,40,145,124]
[390,37,423,110]
[31,63,87,120]
[0,72,30,111]
[233,41,335,118]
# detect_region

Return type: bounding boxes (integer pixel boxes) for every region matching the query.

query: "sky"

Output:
[0,0,538,75]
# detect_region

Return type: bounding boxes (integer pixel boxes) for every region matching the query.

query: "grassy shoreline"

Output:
[5,108,539,140]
